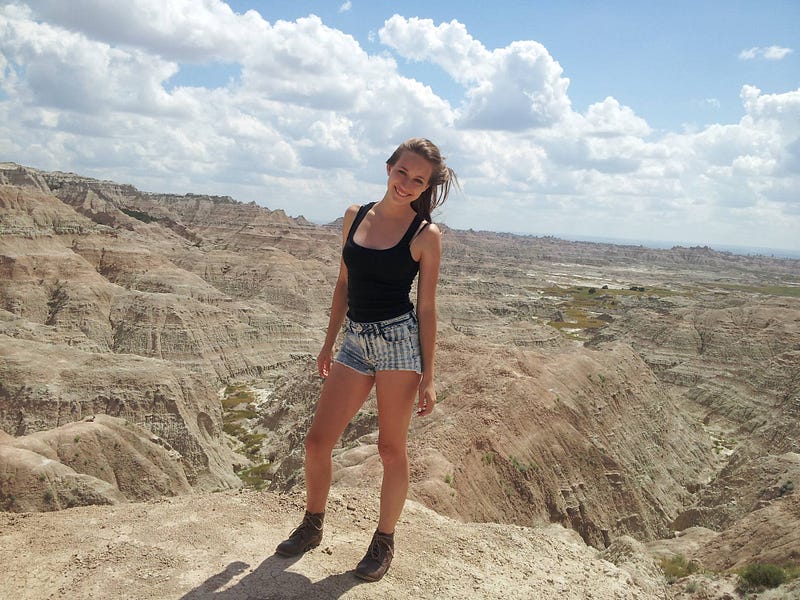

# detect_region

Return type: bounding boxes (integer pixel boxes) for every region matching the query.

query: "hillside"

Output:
[1,163,799,598]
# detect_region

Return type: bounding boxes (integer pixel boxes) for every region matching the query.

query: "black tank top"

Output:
[343,202,427,322]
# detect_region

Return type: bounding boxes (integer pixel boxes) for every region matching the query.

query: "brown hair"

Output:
[386,137,458,223]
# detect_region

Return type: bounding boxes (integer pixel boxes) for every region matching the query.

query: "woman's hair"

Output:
[386,137,458,223]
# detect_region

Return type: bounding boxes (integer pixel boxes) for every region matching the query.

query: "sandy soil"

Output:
[0,487,663,600]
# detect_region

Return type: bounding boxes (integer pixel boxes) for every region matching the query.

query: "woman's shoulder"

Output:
[418,221,442,240]
[340,204,364,240]
[412,221,442,262]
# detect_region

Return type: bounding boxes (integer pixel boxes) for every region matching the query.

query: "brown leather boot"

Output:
[275,511,324,557]
[354,530,394,581]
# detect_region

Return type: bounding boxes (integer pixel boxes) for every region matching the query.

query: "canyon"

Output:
[0,162,798,599]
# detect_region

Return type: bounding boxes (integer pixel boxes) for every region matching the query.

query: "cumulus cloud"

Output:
[379,16,571,130]
[738,45,793,60]
[1,2,798,250]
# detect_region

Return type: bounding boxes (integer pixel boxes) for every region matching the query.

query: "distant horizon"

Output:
[6,157,799,262]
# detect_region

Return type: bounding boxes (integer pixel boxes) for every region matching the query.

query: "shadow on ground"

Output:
[180,553,367,600]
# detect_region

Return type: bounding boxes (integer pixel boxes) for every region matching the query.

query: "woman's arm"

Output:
[317,204,360,378]
[414,223,442,415]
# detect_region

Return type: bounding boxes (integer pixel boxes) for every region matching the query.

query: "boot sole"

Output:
[274,541,320,557]
[354,566,390,582]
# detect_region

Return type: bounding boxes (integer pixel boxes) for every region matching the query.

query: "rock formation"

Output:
[2,162,799,598]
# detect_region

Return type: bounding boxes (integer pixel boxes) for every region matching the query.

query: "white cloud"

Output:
[21,0,258,62]
[338,1,352,13]
[1,2,799,251]
[738,45,793,61]
[379,16,571,130]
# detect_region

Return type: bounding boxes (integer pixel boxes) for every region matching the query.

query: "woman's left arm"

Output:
[414,223,442,416]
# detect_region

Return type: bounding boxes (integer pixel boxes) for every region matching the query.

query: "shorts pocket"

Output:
[380,321,414,342]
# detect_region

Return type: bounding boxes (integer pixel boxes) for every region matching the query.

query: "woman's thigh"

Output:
[307,361,374,448]
[374,370,421,448]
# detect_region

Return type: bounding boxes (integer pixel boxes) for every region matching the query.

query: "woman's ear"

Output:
[386,163,392,176]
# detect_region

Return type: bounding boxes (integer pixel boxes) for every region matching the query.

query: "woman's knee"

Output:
[377,439,408,465]
[305,430,335,458]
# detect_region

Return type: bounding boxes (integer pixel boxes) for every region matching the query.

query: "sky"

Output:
[1,1,799,254]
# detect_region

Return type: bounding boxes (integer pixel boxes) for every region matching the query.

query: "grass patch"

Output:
[239,432,266,461]
[547,307,608,331]
[737,563,789,592]
[238,462,272,490]
[227,408,258,420]
[221,382,271,482]
[543,284,674,335]
[715,283,800,298]
[222,389,256,409]
[509,455,538,474]
[659,554,699,582]
[223,421,246,437]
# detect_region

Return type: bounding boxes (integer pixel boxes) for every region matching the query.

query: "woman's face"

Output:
[385,151,433,204]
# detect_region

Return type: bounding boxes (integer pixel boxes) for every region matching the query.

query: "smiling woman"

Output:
[275,137,457,582]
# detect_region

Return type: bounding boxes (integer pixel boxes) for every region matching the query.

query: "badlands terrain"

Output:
[0,162,799,599]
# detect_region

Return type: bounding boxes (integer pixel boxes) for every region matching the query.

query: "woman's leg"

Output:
[304,361,374,513]
[373,369,421,533]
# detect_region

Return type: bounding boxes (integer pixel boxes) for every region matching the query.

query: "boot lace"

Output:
[368,534,394,561]
[289,514,322,540]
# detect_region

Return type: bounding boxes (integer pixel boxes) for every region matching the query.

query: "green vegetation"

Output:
[714,283,800,298]
[509,455,538,474]
[658,557,800,592]
[736,563,788,592]
[444,474,453,485]
[481,451,495,465]
[46,281,69,325]
[659,554,699,582]
[119,207,157,223]
[543,284,673,336]
[547,307,608,332]
[238,462,272,490]
[239,432,267,461]
[222,385,256,409]
[221,383,271,487]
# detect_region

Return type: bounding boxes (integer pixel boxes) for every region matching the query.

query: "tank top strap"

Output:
[347,202,375,242]
[399,213,425,246]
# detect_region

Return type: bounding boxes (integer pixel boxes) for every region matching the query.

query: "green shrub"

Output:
[119,207,156,223]
[659,554,699,581]
[238,462,272,490]
[737,563,786,591]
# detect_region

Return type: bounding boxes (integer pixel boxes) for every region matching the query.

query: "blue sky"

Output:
[1,1,799,253]
[223,0,799,132]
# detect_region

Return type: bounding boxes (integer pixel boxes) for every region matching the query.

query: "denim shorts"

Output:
[334,311,422,376]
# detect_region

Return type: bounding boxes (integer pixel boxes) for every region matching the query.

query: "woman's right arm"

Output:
[317,204,359,378]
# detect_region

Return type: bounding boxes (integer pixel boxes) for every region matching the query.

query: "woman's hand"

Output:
[417,375,436,416]
[317,346,333,378]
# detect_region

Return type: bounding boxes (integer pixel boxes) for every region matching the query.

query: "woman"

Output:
[275,138,457,582]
